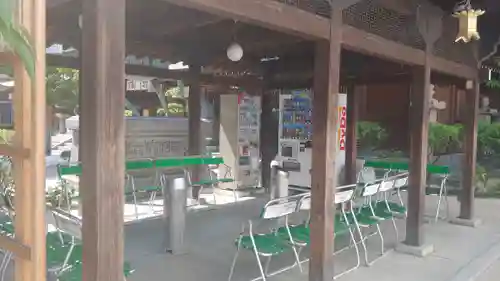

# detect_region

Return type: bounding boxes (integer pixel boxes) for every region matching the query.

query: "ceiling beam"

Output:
[161,0,327,39]
[47,0,75,8]
[162,0,477,79]
[46,54,263,88]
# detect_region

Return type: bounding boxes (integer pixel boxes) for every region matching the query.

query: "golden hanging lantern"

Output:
[452,9,485,43]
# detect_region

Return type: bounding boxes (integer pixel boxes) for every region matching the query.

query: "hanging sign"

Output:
[126,80,151,91]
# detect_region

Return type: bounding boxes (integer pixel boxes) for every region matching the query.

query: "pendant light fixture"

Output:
[227,21,243,62]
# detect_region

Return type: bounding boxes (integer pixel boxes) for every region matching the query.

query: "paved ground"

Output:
[475,258,500,281]
[122,195,500,281]
[3,189,500,281]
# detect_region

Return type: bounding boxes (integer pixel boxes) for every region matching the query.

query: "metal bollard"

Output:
[276,170,289,199]
[163,174,187,254]
[269,160,289,200]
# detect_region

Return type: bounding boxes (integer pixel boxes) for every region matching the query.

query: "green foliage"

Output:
[477,121,500,157]
[356,121,387,151]
[475,164,488,192]
[0,0,35,77]
[0,156,14,210]
[46,181,74,209]
[46,67,79,114]
[428,123,463,155]
[159,81,187,117]
[485,79,500,89]
[165,86,183,98]
[156,101,186,117]
[0,129,13,144]
[375,149,406,160]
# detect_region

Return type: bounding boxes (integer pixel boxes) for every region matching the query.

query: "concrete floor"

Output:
[123,195,500,281]
[3,191,500,281]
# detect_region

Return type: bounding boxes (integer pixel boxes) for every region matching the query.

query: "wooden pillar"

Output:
[460,79,479,220]
[80,0,125,280]
[260,91,279,190]
[12,0,47,280]
[188,66,202,197]
[404,4,441,248]
[345,85,360,184]
[211,94,220,146]
[309,8,342,281]
[405,62,430,247]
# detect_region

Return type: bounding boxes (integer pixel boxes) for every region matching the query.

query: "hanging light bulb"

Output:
[227,42,243,62]
[452,0,485,43]
[227,20,243,62]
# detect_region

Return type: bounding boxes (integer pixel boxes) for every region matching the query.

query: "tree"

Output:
[46,67,79,115]
[0,0,35,77]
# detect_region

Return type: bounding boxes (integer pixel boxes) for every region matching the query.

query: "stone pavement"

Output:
[123,195,500,281]
[475,257,500,281]
[3,191,500,281]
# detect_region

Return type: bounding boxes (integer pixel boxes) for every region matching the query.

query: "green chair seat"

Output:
[345,211,379,226]
[137,185,162,192]
[238,234,292,255]
[0,218,14,234]
[192,179,218,186]
[218,178,235,183]
[334,217,350,235]
[375,201,406,214]
[277,224,310,244]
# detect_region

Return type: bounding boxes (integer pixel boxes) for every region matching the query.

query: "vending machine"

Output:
[219,90,261,190]
[275,89,347,188]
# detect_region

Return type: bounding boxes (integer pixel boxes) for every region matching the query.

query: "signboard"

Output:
[126,80,151,91]
[338,105,347,151]
[335,94,347,180]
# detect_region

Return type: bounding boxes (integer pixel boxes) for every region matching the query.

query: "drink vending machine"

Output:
[275,89,348,188]
[219,90,261,190]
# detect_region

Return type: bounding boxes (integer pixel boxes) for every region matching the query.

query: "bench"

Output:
[56,156,237,213]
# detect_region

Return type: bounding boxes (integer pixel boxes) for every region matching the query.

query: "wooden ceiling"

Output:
[46,0,499,85]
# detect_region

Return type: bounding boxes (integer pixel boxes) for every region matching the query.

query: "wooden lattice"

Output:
[275,0,477,67]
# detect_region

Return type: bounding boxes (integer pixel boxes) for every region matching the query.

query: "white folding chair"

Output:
[228,194,303,281]
[350,181,387,266]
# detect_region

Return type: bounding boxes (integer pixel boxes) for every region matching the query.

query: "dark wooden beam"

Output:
[405,63,430,247]
[161,0,327,39]
[80,1,125,281]
[309,8,342,281]
[46,54,263,88]
[162,0,476,79]
[460,79,479,220]
[188,66,202,198]
[211,94,221,145]
[404,3,442,248]
[47,0,75,8]
[259,89,279,190]
[345,85,361,185]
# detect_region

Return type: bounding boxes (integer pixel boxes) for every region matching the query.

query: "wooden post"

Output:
[309,8,342,281]
[405,62,430,247]
[188,66,202,197]
[345,85,360,184]
[260,91,279,190]
[460,79,479,220]
[80,0,126,280]
[403,3,441,249]
[212,94,221,146]
[13,0,47,280]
